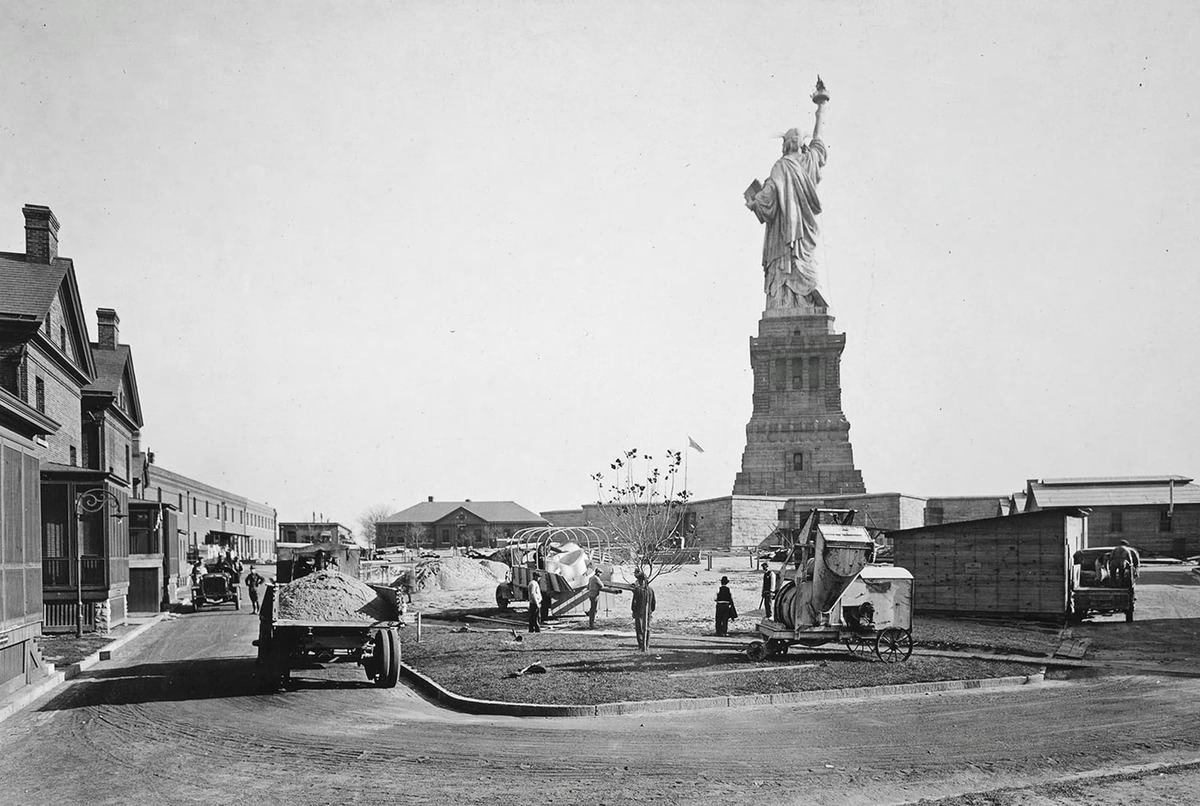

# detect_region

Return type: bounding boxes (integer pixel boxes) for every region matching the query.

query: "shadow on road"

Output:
[38,656,267,710]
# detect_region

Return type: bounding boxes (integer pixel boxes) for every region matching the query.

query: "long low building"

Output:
[1025,476,1200,558]
[138,458,277,602]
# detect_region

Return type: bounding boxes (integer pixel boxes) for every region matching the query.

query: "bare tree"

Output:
[590,448,691,583]
[357,504,395,553]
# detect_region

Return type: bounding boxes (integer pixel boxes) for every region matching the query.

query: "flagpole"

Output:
[683,437,689,497]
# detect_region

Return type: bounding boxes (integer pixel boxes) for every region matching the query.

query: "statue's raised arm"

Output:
[744,76,832,311]
[811,75,828,143]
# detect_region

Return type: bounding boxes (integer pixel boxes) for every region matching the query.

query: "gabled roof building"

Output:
[377,497,547,550]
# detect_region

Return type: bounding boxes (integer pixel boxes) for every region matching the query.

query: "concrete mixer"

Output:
[748,508,914,663]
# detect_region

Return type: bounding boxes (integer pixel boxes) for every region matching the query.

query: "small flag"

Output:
[687,436,704,453]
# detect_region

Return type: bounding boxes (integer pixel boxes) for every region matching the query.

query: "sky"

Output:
[2,1,1198,528]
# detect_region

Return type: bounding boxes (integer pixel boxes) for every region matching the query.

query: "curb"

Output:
[0,613,170,726]
[399,662,1045,719]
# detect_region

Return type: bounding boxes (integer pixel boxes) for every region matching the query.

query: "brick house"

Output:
[0,205,139,634]
[0,382,54,696]
[377,499,547,550]
[1025,476,1200,558]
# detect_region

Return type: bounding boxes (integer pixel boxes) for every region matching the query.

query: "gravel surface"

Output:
[399,629,1036,704]
[275,570,392,622]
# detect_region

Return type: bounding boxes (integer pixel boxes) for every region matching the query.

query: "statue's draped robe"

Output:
[749,139,827,309]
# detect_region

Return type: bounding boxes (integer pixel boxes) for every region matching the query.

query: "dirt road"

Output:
[2,570,1199,805]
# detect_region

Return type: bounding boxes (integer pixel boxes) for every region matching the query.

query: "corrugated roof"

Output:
[888,507,1091,537]
[1037,475,1192,486]
[381,500,546,524]
[1030,480,1200,508]
[0,252,69,320]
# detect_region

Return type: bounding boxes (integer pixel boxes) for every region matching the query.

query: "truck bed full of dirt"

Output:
[275,570,393,623]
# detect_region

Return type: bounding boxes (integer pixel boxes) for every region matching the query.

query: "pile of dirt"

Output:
[478,560,510,581]
[275,570,393,622]
[408,556,506,592]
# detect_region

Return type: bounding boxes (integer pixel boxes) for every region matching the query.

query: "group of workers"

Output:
[526,566,658,651]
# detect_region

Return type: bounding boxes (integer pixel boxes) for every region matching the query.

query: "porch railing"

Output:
[42,556,108,588]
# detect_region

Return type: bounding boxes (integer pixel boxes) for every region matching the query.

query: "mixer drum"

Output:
[775,582,797,629]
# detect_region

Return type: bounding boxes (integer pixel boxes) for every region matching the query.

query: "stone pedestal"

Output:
[733,308,866,496]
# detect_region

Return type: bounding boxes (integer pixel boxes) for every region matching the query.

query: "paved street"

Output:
[3,573,1200,805]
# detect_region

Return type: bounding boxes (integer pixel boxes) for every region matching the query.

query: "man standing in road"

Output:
[631,569,656,651]
[244,565,265,614]
[587,567,603,629]
[527,575,543,633]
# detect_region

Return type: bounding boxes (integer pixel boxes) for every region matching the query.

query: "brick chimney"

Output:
[428,496,434,502]
[96,308,120,350]
[23,205,59,263]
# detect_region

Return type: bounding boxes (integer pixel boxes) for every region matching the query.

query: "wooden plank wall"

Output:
[893,513,1072,618]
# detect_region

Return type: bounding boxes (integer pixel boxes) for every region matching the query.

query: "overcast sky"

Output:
[3,1,1198,526]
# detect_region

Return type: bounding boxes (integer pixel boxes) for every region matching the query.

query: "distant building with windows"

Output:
[278,521,353,547]
[377,498,547,550]
[140,461,277,600]
[1024,476,1200,558]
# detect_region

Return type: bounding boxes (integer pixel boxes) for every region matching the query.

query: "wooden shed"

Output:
[888,508,1089,619]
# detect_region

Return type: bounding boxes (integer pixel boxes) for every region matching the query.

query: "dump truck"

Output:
[254,570,404,691]
[1070,546,1137,622]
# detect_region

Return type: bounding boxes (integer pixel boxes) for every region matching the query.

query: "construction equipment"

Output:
[748,508,914,663]
[492,526,626,619]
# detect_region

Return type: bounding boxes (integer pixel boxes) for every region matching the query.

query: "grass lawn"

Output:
[399,627,1038,705]
[37,625,136,668]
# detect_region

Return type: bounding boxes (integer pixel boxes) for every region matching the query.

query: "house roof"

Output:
[84,344,143,427]
[0,252,69,320]
[1028,477,1200,508]
[381,500,547,525]
[0,251,95,382]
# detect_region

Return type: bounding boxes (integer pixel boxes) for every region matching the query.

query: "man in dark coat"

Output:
[244,565,265,614]
[631,570,656,651]
[715,576,737,637]
[760,562,774,619]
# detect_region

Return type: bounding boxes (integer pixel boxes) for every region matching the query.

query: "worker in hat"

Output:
[631,569,656,651]
[1107,540,1140,588]
[527,574,543,633]
[760,561,774,619]
[586,567,603,629]
[714,576,737,637]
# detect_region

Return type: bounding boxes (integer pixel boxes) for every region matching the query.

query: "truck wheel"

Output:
[496,584,510,610]
[234,592,241,610]
[380,629,401,689]
[746,641,769,662]
[1126,605,1134,623]
[369,629,392,686]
